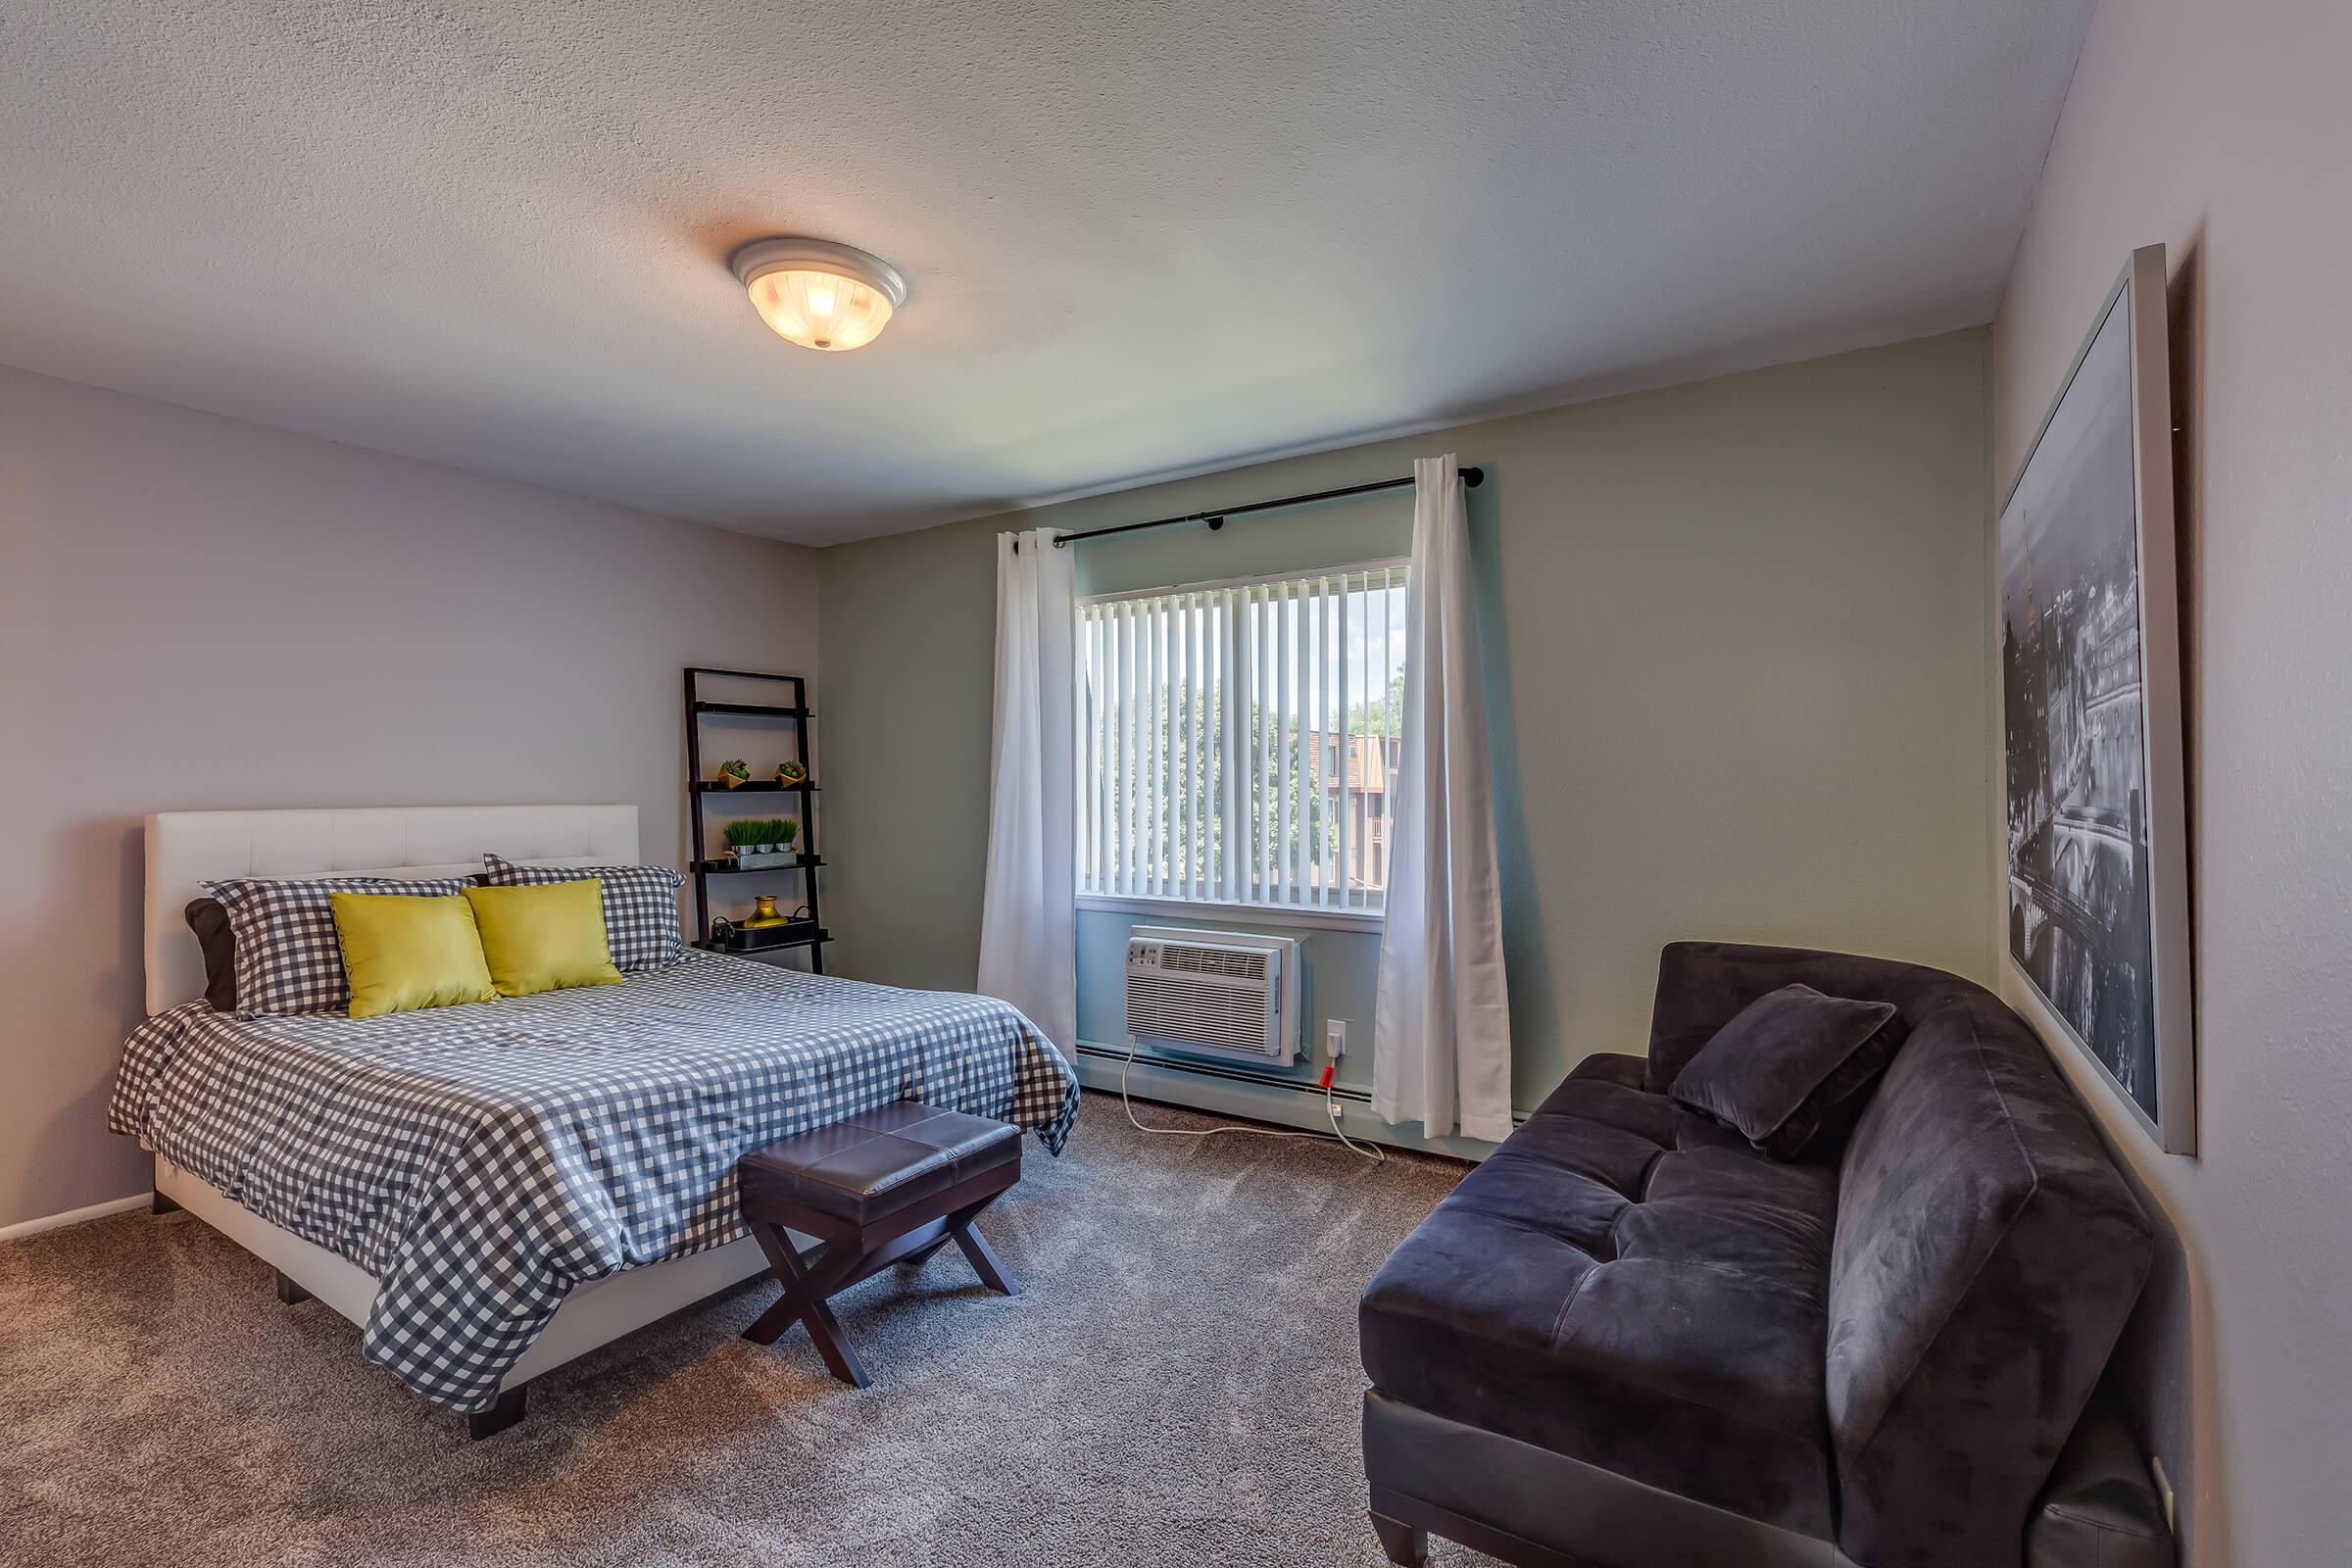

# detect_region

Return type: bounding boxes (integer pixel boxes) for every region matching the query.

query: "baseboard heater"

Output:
[1076,1039,1373,1104]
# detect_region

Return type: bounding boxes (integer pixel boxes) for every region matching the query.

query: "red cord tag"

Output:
[1317,1063,1336,1090]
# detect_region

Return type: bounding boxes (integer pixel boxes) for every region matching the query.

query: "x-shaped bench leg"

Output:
[743,1223,872,1388]
[899,1192,1018,1296]
[948,1196,1017,1297]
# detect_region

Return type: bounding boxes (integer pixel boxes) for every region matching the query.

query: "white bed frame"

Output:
[145,805,771,1434]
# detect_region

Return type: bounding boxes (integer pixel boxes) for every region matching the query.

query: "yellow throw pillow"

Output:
[329,892,499,1019]
[464,879,624,998]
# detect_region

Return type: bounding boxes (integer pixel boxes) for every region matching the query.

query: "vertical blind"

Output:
[1078,562,1408,913]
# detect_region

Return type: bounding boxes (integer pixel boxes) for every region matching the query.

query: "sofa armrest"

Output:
[1566,1053,1649,1091]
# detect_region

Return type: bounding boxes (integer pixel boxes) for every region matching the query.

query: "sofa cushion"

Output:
[1669,982,1908,1158]
[1359,1075,1838,1537]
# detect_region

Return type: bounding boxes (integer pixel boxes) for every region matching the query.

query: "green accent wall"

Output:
[819,329,1992,1147]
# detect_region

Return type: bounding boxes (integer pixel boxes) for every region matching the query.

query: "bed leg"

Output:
[151,1190,181,1215]
[466,1384,528,1441]
[273,1268,312,1305]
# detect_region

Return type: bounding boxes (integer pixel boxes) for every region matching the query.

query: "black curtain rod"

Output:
[1028,466,1485,550]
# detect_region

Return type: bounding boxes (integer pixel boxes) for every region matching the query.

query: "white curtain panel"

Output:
[977,528,1079,1052]
[1373,455,1514,1142]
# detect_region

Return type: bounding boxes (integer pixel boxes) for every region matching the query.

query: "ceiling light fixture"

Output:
[729,237,906,353]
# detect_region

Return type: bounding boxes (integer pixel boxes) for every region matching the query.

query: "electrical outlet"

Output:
[1326,1018,1348,1059]
[2151,1455,2177,1533]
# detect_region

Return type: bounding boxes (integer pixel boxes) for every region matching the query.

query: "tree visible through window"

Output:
[1078,563,1406,914]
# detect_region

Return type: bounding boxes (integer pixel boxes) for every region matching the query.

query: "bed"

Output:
[110,805,1079,1435]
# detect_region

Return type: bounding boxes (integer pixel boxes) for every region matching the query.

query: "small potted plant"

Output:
[775,760,808,786]
[724,818,801,862]
[716,759,751,789]
[723,818,769,861]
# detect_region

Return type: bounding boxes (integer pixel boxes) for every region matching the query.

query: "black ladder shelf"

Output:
[683,666,830,969]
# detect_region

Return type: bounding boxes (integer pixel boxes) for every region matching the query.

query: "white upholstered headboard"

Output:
[145,804,641,1014]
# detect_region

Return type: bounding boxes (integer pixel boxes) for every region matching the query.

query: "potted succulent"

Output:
[775,759,808,786]
[715,759,751,789]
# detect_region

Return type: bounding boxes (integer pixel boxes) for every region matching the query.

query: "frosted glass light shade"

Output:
[729,238,907,353]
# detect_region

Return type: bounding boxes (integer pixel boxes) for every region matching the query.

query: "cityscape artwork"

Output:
[1999,249,2193,1151]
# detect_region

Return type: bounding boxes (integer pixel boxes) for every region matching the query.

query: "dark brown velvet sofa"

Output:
[1356,942,2169,1568]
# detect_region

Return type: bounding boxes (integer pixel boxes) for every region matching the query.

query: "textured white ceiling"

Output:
[0,0,2090,544]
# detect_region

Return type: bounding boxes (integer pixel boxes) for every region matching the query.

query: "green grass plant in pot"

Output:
[722,817,771,861]
[723,818,800,862]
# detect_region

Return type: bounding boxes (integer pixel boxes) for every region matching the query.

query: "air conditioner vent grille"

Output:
[1126,974,1272,1051]
[1160,946,1265,980]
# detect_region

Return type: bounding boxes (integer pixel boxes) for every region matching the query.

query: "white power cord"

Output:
[1118,1036,1387,1164]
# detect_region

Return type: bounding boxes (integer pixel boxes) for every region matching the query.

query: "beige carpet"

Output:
[2,1094,1491,1568]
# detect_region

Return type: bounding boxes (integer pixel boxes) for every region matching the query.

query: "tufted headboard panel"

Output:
[144,804,640,1013]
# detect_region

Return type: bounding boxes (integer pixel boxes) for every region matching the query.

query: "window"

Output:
[1078,562,1407,920]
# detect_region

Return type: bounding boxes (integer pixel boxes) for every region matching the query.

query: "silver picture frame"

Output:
[1997,243,2196,1154]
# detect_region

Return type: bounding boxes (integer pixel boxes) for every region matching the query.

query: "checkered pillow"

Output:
[203,876,473,1017]
[478,854,684,972]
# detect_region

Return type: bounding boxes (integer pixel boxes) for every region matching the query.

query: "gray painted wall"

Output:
[821,329,1994,1130]
[0,365,818,1230]
[1987,1,2352,1561]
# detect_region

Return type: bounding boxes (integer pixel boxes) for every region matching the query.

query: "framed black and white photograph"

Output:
[1999,243,2195,1153]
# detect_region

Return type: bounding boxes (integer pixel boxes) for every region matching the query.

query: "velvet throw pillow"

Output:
[1669,983,1908,1159]
[329,892,499,1019]
[465,879,625,998]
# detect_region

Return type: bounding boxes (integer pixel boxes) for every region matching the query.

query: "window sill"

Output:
[1076,893,1385,934]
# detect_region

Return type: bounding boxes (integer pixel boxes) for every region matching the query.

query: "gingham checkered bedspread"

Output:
[108,952,1079,1413]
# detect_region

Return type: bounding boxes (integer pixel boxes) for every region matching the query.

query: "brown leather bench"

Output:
[736,1101,1021,1387]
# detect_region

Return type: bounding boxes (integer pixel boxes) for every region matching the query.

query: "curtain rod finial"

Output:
[1462,466,1485,487]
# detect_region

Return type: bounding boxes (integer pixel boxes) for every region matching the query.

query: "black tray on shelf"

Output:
[700,920,829,955]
